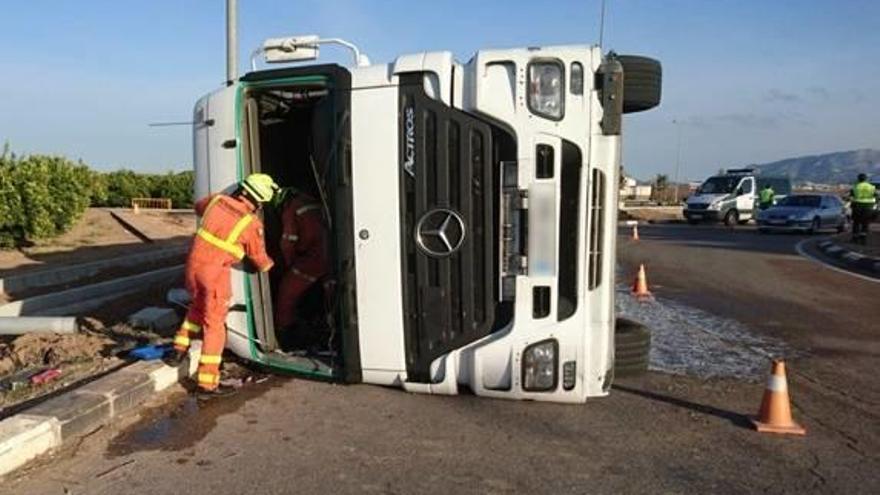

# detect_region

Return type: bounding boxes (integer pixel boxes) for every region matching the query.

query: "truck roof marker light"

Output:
[250,35,370,71]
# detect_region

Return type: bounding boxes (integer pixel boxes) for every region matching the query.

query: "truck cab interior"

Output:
[238,68,358,379]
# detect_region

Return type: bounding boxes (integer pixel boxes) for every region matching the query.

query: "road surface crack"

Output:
[793,403,873,460]
[808,452,827,489]
[791,369,880,412]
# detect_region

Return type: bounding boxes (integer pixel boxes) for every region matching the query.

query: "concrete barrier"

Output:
[0,342,200,478]
[0,245,187,296]
[0,265,184,317]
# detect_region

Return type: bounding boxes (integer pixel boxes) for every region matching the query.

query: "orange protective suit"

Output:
[274,193,328,329]
[173,194,273,391]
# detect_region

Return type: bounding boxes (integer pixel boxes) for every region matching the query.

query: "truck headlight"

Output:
[522,339,558,391]
[528,61,564,120]
[708,201,721,210]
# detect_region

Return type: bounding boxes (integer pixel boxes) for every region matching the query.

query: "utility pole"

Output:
[226,0,238,86]
[672,119,683,204]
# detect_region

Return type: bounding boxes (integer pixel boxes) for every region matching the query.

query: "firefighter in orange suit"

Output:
[274,188,328,331]
[168,173,278,397]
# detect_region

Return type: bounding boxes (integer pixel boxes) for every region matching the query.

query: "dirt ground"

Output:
[0,207,191,414]
[0,208,193,275]
[0,279,183,416]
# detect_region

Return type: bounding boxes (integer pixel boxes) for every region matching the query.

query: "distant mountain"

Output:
[749,149,880,185]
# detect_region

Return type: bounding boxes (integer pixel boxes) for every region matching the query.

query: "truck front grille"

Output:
[398,73,514,383]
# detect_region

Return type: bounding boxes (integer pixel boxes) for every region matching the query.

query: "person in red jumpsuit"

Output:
[168,173,277,397]
[274,188,328,334]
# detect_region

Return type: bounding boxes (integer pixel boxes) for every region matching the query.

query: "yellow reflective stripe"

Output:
[197,228,245,259]
[226,214,254,244]
[198,196,224,227]
[181,320,201,332]
[173,335,190,347]
[199,354,222,365]
[205,196,222,213]
[198,373,219,384]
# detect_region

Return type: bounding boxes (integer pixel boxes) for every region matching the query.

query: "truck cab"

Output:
[192,36,661,403]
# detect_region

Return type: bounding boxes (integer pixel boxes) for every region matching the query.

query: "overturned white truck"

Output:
[192,36,661,403]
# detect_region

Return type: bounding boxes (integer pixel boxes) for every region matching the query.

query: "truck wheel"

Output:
[615,317,651,376]
[617,55,662,114]
[723,209,739,226]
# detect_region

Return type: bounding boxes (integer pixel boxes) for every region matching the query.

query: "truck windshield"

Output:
[699,177,738,194]
[778,195,821,207]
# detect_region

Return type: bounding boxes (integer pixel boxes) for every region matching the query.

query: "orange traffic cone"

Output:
[632,224,640,241]
[631,264,652,300]
[752,360,806,435]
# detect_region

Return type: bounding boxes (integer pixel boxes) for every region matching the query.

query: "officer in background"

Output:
[758,183,775,210]
[849,173,877,244]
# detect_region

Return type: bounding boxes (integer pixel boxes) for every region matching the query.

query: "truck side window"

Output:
[536,144,554,179]
[741,179,754,194]
[570,62,584,95]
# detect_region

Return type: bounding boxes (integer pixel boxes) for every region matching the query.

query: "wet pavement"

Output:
[106,377,284,458]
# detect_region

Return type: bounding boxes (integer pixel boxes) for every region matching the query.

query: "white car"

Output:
[685,171,791,226]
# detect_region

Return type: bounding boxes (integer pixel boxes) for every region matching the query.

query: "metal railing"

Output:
[131,198,173,213]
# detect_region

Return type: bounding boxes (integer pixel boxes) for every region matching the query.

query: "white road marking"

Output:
[795,239,880,285]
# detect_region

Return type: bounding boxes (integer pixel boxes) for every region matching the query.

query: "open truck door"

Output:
[192,86,264,358]
[195,66,363,383]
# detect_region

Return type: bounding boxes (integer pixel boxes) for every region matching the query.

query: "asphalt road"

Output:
[3,224,878,494]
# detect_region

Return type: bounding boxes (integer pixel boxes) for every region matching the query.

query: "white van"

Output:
[684,169,791,226]
[192,35,661,403]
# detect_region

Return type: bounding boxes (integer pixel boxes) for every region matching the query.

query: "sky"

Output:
[0,0,878,180]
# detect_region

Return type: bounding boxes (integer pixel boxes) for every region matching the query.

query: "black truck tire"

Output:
[615,317,651,376]
[617,55,662,114]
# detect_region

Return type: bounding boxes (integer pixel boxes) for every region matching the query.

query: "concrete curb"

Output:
[0,265,184,317]
[0,342,200,478]
[815,239,880,276]
[0,245,187,296]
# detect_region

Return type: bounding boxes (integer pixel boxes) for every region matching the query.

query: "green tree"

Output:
[103,170,153,207]
[0,154,92,247]
[151,171,194,208]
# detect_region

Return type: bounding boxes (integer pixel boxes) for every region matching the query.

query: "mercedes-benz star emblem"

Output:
[415,208,466,257]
